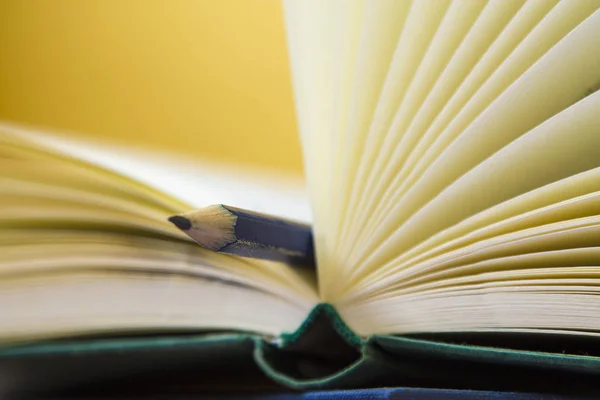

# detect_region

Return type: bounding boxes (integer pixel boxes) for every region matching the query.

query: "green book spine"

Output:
[2,304,600,396]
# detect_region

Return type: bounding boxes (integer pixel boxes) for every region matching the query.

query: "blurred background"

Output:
[0,0,303,175]
[0,0,309,218]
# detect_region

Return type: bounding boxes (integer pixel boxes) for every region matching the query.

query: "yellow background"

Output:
[0,0,304,176]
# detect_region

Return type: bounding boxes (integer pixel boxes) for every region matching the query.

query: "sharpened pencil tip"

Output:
[168,215,192,231]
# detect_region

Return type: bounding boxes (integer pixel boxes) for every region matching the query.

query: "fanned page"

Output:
[283,1,600,336]
[0,129,318,342]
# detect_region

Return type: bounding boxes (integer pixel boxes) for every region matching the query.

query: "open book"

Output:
[2,0,600,396]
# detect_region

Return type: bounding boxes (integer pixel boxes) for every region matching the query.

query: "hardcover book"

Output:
[2,0,600,397]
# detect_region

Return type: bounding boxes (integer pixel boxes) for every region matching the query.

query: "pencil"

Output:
[168,205,315,268]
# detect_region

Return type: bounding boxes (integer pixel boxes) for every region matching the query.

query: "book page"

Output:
[0,125,319,340]
[284,1,600,336]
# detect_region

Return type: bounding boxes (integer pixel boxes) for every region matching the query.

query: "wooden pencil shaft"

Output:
[223,205,312,248]
[220,205,315,267]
